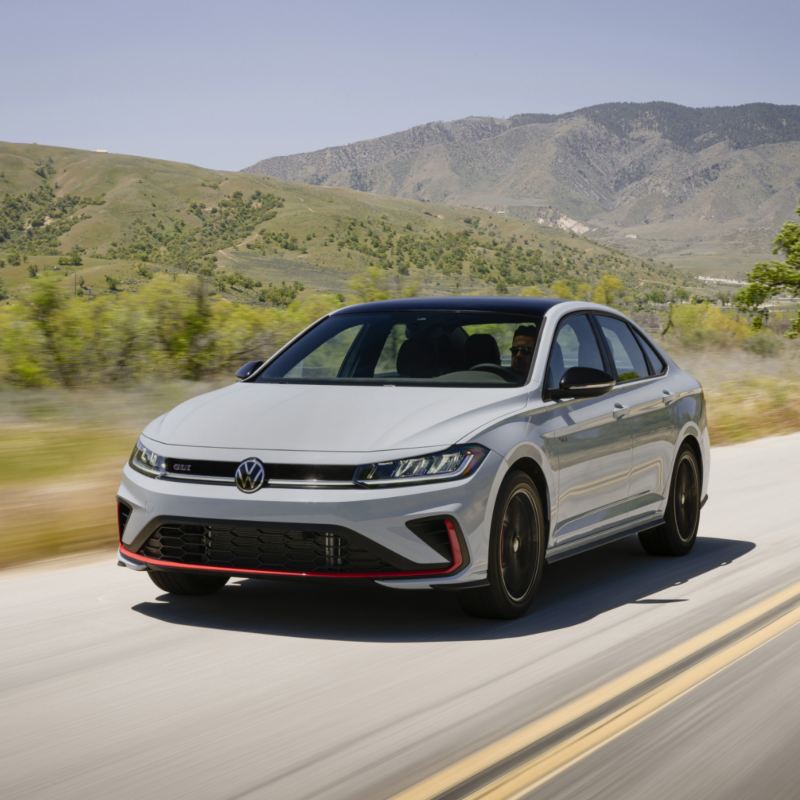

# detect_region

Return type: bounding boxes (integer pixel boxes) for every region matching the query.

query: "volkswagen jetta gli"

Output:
[117,297,709,618]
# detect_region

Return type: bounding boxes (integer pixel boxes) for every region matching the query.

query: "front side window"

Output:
[546,314,605,391]
[256,310,544,387]
[595,316,649,382]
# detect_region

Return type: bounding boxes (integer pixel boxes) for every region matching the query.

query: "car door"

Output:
[592,314,675,516]
[543,313,633,546]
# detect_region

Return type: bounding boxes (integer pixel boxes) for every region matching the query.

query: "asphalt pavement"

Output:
[1,433,799,800]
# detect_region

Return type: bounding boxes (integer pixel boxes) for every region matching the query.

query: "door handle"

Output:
[612,402,628,420]
[662,390,676,406]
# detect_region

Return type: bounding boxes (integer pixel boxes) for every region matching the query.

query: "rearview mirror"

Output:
[550,367,614,400]
[235,360,263,380]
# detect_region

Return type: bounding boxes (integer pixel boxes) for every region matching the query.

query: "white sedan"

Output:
[117,297,709,618]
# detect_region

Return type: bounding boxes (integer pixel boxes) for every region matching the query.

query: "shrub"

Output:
[666,303,752,348]
[58,247,84,266]
[0,275,344,387]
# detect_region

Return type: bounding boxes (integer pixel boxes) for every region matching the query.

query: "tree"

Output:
[58,246,84,267]
[736,203,800,337]
[550,279,577,300]
[592,274,625,306]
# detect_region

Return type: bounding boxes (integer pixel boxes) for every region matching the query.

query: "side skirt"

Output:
[545,518,664,564]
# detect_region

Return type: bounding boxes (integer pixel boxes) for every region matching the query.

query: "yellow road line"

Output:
[469,604,800,800]
[391,582,800,800]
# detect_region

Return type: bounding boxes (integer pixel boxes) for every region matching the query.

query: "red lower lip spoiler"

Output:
[119,519,463,579]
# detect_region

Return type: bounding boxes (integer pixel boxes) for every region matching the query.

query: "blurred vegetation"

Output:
[661,302,783,353]
[0,247,796,422]
[3,273,791,390]
[705,376,800,444]
[0,274,343,386]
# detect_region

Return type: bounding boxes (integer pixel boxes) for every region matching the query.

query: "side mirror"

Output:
[235,360,263,380]
[550,367,614,400]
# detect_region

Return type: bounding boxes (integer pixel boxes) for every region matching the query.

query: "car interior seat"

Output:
[396,337,437,378]
[464,334,501,368]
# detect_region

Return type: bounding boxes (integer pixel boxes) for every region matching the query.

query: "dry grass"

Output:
[705,377,800,444]
[671,347,800,444]
[0,462,121,567]
[0,381,217,567]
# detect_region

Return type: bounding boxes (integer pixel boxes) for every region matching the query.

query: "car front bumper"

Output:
[116,451,503,589]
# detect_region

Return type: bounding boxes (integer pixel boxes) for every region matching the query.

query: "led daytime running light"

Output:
[356,444,487,486]
[129,438,167,478]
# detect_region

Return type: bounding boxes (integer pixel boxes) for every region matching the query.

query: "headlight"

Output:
[355,444,488,487]
[129,437,167,478]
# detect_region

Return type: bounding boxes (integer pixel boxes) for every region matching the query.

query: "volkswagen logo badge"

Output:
[234,458,266,493]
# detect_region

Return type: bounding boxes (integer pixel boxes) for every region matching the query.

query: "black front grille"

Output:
[141,522,411,574]
[163,459,355,482]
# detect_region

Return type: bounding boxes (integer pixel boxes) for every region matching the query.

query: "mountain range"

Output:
[245,102,800,276]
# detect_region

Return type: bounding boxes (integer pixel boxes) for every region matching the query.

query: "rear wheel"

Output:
[639,445,701,556]
[148,570,229,595]
[459,470,546,619]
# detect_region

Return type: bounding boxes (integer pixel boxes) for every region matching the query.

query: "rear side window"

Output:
[595,316,649,383]
[633,330,666,376]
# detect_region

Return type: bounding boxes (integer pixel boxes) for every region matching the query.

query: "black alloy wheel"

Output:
[639,445,702,556]
[500,491,539,601]
[459,470,546,619]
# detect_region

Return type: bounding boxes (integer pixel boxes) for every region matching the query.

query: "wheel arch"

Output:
[673,414,709,501]
[680,433,703,487]
[506,456,552,545]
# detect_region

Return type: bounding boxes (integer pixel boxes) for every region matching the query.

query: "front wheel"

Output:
[148,570,229,595]
[639,445,701,556]
[459,470,546,619]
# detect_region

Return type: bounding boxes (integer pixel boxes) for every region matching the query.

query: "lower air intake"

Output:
[140,522,408,574]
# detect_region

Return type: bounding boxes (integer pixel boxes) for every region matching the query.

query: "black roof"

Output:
[334,296,564,315]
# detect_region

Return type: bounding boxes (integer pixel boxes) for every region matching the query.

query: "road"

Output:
[1,433,799,800]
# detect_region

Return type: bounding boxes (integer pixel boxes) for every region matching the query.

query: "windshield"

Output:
[255,309,543,387]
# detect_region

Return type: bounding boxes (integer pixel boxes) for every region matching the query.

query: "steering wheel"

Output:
[469,363,516,380]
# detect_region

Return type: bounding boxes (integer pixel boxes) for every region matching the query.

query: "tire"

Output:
[148,570,229,595]
[459,470,546,619]
[639,445,701,556]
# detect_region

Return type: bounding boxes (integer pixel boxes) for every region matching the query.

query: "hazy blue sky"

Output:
[3,0,797,170]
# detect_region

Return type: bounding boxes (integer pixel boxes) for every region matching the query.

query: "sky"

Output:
[2,0,798,171]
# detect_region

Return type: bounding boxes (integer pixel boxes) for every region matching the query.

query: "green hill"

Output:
[0,141,695,304]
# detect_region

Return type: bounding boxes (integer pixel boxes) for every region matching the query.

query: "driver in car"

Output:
[510,325,538,380]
